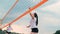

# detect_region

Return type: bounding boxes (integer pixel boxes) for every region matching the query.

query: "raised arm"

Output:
[30,13,34,19]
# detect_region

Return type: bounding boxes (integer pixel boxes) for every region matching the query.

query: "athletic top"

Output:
[7,26,12,32]
[30,18,37,28]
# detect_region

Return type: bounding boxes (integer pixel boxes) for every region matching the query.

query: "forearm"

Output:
[30,13,34,19]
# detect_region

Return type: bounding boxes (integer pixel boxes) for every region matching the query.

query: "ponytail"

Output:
[34,13,38,26]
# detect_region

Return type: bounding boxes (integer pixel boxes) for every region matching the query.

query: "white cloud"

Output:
[40,14,60,26]
[41,1,60,14]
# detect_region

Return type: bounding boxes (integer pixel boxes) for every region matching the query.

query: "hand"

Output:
[26,25,30,28]
[27,26,29,28]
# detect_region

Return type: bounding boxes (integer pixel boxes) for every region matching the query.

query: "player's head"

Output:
[34,13,38,18]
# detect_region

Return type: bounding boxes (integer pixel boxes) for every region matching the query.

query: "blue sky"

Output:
[0,0,60,34]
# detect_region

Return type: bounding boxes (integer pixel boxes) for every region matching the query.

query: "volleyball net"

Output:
[0,0,48,29]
